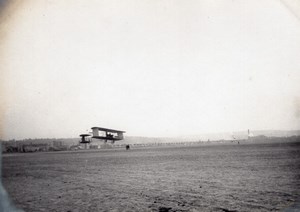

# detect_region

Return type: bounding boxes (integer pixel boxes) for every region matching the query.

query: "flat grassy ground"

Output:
[2,141,300,212]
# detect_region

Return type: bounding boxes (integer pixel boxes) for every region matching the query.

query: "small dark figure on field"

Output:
[126,144,130,150]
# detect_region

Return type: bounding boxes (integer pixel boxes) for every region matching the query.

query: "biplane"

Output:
[79,127,125,144]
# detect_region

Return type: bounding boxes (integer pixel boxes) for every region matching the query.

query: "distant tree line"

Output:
[1,138,78,153]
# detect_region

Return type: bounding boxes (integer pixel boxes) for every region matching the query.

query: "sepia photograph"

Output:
[0,0,300,211]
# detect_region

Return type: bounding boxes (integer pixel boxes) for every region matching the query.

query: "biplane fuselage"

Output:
[91,127,125,141]
[79,127,125,144]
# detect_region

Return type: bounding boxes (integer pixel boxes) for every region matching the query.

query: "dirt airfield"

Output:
[2,141,300,211]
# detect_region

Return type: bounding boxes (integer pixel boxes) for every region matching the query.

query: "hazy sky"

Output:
[1,0,300,140]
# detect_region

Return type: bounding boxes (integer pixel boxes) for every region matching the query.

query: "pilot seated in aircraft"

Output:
[107,133,114,139]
